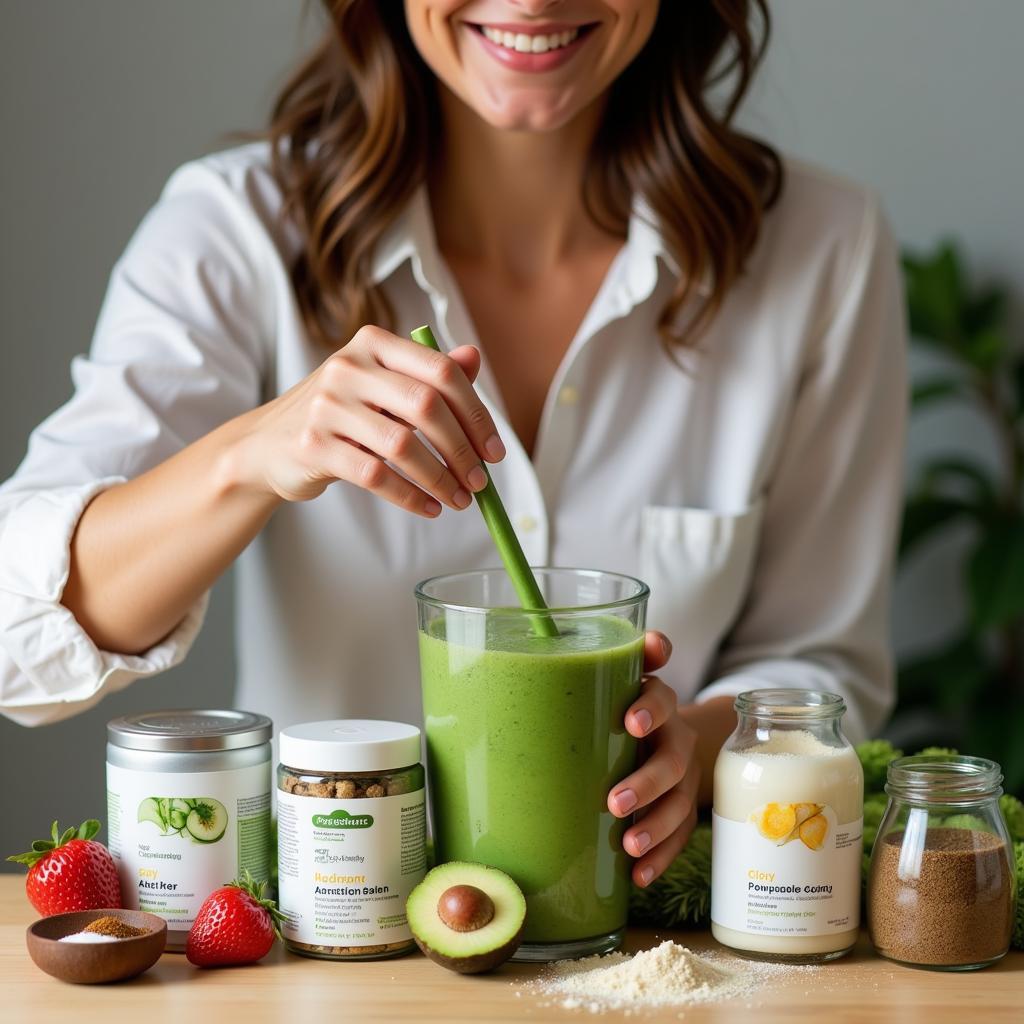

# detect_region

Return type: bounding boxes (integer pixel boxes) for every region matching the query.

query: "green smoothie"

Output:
[419,613,644,945]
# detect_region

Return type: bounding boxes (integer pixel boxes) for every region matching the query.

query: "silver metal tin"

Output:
[107,709,272,752]
[107,710,272,773]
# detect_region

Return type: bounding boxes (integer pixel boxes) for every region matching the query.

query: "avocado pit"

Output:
[438,884,495,932]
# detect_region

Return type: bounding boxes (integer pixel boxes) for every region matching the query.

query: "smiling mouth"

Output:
[470,22,598,55]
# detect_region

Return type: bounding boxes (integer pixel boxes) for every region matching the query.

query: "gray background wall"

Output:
[2,1,1021,863]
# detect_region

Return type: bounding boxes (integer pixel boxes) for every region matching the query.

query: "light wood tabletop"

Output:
[1,876,1020,1023]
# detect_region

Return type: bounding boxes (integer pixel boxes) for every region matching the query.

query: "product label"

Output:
[106,762,271,936]
[277,788,426,948]
[711,804,862,938]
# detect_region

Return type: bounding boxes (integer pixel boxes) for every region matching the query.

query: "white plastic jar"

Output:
[276,720,427,960]
[106,709,273,950]
[711,690,863,963]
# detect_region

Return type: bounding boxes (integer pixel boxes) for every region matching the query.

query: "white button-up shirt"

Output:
[0,143,906,741]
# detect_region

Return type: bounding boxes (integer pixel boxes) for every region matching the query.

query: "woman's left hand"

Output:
[607,631,698,887]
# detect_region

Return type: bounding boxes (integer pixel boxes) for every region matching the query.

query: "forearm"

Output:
[62,411,279,655]
[678,694,736,806]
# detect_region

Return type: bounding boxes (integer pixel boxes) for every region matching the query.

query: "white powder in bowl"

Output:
[529,940,754,1013]
[59,932,120,944]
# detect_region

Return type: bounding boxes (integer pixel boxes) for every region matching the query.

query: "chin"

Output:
[471,87,580,133]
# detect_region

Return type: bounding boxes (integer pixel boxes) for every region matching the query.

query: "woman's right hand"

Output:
[232,326,506,515]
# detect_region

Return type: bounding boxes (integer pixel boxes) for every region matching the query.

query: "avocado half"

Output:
[406,861,526,974]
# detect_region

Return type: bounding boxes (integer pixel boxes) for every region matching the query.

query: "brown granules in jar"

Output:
[84,916,148,939]
[868,827,1013,966]
[279,774,406,799]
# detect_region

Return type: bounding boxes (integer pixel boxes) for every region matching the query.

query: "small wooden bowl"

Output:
[26,908,167,984]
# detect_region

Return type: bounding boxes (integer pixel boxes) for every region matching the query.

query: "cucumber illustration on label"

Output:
[137,797,229,843]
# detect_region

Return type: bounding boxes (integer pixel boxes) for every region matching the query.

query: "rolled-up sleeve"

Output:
[0,159,271,726]
[697,196,907,743]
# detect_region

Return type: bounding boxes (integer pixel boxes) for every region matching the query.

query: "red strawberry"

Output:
[186,870,282,967]
[7,819,122,915]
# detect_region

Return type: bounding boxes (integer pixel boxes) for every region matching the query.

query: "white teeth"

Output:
[481,26,580,54]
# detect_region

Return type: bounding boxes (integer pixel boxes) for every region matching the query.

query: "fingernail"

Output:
[633,831,651,855]
[661,636,672,660]
[639,866,654,887]
[424,498,442,517]
[467,466,488,491]
[453,488,471,509]
[613,789,637,815]
[485,434,506,461]
[633,709,653,736]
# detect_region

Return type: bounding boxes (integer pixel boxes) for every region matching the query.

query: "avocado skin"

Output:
[412,921,524,974]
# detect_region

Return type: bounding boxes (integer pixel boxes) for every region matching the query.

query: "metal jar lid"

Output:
[107,709,272,752]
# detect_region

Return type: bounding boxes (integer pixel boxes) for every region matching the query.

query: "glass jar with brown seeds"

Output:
[276,720,427,961]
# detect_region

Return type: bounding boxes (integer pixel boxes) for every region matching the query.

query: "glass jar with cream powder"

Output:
[711,690,864,962]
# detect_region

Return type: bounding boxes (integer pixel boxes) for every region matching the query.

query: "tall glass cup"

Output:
[415,568,648,961]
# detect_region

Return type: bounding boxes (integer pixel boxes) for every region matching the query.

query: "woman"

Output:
[0,1,905,887]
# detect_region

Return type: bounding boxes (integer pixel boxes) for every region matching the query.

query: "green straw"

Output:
[410,324,559,638]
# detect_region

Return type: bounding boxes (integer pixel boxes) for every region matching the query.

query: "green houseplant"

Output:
[898,241,1024,793]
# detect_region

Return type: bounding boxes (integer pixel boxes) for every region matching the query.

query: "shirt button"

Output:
[517,515,538,533]
[558,385,580,406]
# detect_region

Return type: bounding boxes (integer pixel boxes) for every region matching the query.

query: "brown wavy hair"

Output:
[268,1,782,349]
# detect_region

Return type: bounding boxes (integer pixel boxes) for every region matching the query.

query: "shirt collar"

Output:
[369,184,708,300]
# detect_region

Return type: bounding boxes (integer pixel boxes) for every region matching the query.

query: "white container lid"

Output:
[279,720,421,773]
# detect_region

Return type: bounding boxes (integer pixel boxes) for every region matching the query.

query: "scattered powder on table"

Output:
[528,940,754,1014]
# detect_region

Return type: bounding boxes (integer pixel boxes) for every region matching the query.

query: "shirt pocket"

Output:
[640,501,764,697]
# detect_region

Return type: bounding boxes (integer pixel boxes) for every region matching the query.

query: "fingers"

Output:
[447,345,482,384]
[314,438,443,519]
[608,714,694,816]
[624,675,678,739]
[631,807,698,887]
[359,328,506,464]
[358,366,493,494]
[623,771,698,859]
[643,631,672,672]
[332,405,473,511]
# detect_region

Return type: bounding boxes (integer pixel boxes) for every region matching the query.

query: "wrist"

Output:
[209,412,283,515]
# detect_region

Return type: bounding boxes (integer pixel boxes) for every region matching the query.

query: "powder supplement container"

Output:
[867,754,1016,970]
[710,690,864,963]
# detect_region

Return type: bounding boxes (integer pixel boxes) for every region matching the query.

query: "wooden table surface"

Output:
[2,876,1020,1023]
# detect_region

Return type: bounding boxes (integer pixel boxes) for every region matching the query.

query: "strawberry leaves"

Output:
[229,869,285,939]
[7,819,101,869]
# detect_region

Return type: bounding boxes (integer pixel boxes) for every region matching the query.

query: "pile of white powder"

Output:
[528,940,755,1014]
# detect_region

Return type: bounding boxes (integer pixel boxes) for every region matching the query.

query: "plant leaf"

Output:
[899,496,975,559]
[964,326,1009,373]
[58,827,76,847]
[911,377,965,409]
[918,457,998,509]
[963,285,1008,337]
[967,704,1024,795]
[902,243,964,348]
[967,520,1024,630]
[897,633,989,713]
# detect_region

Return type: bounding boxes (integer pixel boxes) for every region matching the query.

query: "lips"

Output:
[467,21,597,73]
